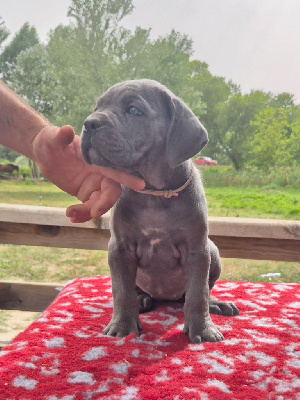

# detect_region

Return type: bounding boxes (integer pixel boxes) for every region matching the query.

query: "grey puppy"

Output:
[81,79,239,343]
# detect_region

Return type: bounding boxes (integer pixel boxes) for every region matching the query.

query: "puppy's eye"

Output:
[127,106,142,116]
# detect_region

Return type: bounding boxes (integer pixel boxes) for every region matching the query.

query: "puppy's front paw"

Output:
[103,317,142,338]
[183,318,224,344]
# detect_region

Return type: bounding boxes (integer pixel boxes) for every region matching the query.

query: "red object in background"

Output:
[194,156,218,166]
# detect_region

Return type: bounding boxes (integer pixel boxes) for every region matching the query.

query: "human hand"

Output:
[32,125,145,222]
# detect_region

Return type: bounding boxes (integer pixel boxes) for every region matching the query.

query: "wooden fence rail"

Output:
[1,203,299,261]
[0,203,299,346]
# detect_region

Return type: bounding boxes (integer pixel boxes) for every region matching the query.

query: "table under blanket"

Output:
[0,276,299,399]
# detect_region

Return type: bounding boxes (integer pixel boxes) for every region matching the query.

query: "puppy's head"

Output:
[81,79,208,172]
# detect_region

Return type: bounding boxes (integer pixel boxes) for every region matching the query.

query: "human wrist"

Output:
[0,80,50,160]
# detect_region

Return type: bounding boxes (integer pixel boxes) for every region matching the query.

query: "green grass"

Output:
[0,245,298,284]
[0,177,299,219]
[205,187,300,219]
[0,246,109,283]
[201,165,300,189]
[0,180,76,207]
[220,258,299,284]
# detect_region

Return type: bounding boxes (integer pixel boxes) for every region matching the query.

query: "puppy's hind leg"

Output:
[208,239,239,317]
[136,286,154,313]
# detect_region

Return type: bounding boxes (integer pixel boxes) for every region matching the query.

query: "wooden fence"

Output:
[0,203,299,345]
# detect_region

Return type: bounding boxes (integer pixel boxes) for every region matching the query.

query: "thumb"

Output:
[54,125,76,147]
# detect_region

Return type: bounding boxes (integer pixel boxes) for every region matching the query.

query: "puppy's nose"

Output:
[84,117,102,133]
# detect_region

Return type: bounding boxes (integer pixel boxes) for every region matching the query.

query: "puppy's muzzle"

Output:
[83,117,104,135]
[81,117,104,165]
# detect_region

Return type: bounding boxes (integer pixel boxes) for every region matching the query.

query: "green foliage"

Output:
[0,23,39,84]
[0,156,30,178]
[43,0,135,132]
[10,45,62,119]
[215,91,271,170]
[68,0,134,43]
[189,63,234,158]
[250,107,300,170]
[17,167,30,178]
[0,145,19,162]
[141,30,194,90]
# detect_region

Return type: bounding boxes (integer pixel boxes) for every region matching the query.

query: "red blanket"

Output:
[0,277,299,399]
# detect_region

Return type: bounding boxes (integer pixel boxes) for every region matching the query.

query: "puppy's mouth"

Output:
[81,127,116,168]
[84,145,118,169]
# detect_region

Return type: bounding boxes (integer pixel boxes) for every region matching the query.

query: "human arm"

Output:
[0,80,144,221]
[0,79,47,159]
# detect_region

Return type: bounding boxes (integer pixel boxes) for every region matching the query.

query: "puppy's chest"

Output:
[119,199,188,263]
[115,200,189,300]
[136,226,181,265]
[135,227,186,300]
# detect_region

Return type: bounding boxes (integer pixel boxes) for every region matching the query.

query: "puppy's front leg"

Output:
[183,246,224,344]
[103,240,141,338]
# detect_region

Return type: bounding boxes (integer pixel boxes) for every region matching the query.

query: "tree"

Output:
[268,92,296,111]
[115,26,152,80]
[189,63,234,161]
[0,23,39,84]
[118,28,206,116]
[250,106,299,169]
[68,0,134,93]
[0,16,9,48]
[144,30,194,95]
[290,119,300,163]
[214,91,271,169]
[10,44,62,121]
[0,146,19,162]
[68,0,133,44]
[2,2,298,171]
[44,0,135,133]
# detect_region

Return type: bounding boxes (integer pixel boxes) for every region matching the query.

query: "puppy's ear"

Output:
[164,94,208,167]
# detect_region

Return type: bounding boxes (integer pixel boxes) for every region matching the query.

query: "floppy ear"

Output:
[164,95,208,168]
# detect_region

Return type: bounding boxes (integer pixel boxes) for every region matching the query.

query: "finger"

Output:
[98,166,145,191]
[76,173,105,202]
[89,184,121,219]
[66,179,121,222]
[66,204,93,223]
[55,125,76,147]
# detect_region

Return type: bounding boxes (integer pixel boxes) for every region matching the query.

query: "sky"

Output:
[0,0,299,102]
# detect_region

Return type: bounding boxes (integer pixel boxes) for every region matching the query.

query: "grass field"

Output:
[205,187,300,219]
[1,173,299,219]
[0,179,77,208]
[201,165,300,190]
[1,244,299,284]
